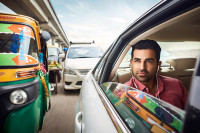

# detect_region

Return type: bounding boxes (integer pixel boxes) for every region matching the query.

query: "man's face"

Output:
[130,49,159,82]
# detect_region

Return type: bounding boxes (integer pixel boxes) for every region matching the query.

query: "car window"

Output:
[48,47,58,56]
[158,42,200,67]
[119,49,131,68]
[67,46,104,59]
[101,82,185,133]
[120,41,200,68]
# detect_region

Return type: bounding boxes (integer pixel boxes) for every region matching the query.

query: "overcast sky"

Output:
[0,0,160,50]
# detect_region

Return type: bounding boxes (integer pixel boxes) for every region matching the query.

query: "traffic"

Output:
[1,0,200,133]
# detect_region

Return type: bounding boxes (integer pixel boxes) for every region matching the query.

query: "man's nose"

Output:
[140,61,146,70]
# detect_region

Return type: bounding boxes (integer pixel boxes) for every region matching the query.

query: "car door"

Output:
[94,0,200,132]
[182,56,200,133]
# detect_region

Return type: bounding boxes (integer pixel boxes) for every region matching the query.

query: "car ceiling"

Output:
[147,7,200,42]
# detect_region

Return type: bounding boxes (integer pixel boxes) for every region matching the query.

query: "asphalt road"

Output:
[39,78,80,133]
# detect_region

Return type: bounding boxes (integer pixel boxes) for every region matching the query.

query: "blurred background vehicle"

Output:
[63,44,104,90]
[47,45,62,64]
[47,45,63,91]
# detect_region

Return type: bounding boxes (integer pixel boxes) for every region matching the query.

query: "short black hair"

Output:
[131,39,161,62]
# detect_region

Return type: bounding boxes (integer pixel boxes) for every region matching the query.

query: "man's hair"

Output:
[131,39,161,62]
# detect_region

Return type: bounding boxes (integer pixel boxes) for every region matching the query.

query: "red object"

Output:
[41,63,46,74]
[125,75,188,109]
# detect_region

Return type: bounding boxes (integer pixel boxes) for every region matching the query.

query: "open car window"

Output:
[0,23,38,66]
[101,82,185,133]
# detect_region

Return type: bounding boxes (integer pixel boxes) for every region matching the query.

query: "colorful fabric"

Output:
[126,90,183,131]
[0,23,35,39]
[125,75,187,109]
[101,82,185,132]
[37,70,49,99]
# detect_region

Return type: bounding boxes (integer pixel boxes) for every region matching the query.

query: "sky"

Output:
[0,0,160,50]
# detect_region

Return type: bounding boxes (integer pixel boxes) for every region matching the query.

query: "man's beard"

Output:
[133,69,155,82]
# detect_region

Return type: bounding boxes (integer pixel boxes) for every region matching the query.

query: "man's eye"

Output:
[147,60,153,64]
[134,59,140,63]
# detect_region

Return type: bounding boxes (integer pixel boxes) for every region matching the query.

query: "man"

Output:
[122,40,187,109]
[61,47,68,62]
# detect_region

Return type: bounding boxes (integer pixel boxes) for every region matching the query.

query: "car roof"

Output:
[69,44,99,48]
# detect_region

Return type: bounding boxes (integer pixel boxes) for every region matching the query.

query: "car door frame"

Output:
[99,0,200,85]
[92,0,200,132]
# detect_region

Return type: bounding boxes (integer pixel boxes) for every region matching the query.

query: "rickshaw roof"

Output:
[0,13,39,26]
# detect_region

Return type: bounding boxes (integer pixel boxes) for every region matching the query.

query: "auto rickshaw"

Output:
[0,13,51,133]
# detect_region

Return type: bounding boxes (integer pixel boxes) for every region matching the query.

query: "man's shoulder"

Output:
[158,75,180,83]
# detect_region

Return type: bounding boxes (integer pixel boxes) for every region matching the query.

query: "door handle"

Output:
[75,112,82,133]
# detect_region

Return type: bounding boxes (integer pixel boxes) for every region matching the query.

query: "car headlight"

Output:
[65,67,76,75]
[9,89,27,104]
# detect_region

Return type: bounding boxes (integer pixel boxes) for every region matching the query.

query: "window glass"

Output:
[120,41,200,68]
[0,23,38,66]
[67,45,104,59]
[101,82,185,133]
[48,47,58,56]
[48,47,59,63]
[119,49,131,68]
[159,41,200,67]
[94,58,105,81]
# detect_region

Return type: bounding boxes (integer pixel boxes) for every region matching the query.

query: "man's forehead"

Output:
[133,49,156,58]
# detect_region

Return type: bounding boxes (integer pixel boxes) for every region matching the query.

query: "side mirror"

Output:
[42,31,51,41]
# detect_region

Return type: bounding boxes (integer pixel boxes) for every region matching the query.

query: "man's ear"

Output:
[158,61,162,71]
[130,59,132,67]
[158,61,162,67]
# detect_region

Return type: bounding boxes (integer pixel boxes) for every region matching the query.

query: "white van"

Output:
[63,44,104,90]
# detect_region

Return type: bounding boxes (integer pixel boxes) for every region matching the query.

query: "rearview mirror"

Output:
[42,31,51,41]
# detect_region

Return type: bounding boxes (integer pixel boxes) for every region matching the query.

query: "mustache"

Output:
[137,69,149,73]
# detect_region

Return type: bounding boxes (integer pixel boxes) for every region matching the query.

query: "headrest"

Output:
[166,58,196,70]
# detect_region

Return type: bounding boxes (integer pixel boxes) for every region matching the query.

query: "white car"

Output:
[63,44,104,90]
[75,0,200,133]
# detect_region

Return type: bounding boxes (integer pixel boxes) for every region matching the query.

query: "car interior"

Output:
[109,6,200,92]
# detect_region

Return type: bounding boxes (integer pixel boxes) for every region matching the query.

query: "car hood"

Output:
[65,58,100,69]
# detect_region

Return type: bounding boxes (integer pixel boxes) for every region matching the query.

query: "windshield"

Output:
[67,45,104,59]
[101,82,185,133]
[0,23,38,66]
[48,47,58,56]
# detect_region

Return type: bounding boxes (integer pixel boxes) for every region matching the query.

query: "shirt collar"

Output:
[132,75,164,95]
[133,77,147,91]
[156,75,164,95]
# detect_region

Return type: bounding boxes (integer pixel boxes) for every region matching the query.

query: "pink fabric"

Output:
[125,75,188,109]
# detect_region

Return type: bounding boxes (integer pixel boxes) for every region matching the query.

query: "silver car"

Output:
[64,44,104,90]
[75,0,200,132]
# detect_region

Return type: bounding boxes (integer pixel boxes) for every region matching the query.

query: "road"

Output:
[39,78,80,133]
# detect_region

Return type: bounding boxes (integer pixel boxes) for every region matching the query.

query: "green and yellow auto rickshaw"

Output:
[0,13,51,133]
